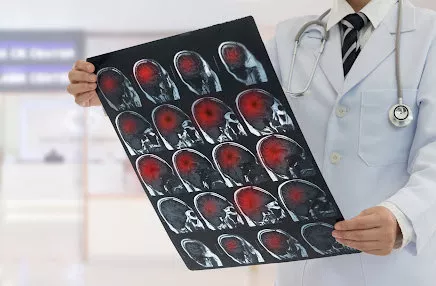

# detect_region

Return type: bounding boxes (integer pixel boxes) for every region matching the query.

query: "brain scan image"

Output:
[133,59,180,104]
[278,180,338,222]
[192,97,247,144]
[194,192,245,230]
[152,104,204,150]
[115,111,164,155]
[219,41,268,85]
[236,89,294,136]
[174,50,222,95]
[234,186,286,227]
[157,197,205,234]
[218,234,264,265]
[97,67,142,111]
[136,154,187,196]
[181,239,223,268]
[301,223,354,255]
[257,135,316,181]
[172,149,227,192]
[212,142,269,187]
[258,229,308,261]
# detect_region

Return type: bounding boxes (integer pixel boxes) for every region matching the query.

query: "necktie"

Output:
[341,12,369,77]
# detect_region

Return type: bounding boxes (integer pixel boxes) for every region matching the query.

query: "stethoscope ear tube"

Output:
[286,2,413,128]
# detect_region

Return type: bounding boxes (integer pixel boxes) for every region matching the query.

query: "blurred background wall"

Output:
[0,1,434,285]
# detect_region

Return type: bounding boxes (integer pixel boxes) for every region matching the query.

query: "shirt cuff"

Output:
[379,201,416,249]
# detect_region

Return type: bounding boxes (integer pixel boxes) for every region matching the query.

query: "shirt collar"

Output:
[326,0,397,31]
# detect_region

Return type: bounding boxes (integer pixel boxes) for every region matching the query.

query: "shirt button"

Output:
[330,152,342,164]
[336,106,348,118]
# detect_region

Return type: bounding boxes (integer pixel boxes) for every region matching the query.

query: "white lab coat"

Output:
[267,1,436,285]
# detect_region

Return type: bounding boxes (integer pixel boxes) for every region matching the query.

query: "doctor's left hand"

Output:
[332,207,402,256]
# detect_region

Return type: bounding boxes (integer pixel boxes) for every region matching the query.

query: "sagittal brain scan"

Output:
[152,104,204,150]
[234,186,286,226]
[158,197,205,234]
[136,154,186,196]
[133,59,180,104]
[115,111,164,155]
[192,97,247,144]
[258,229,308,261]
[278,180,338,221]
[218,234,264,265]
[173,149,227,192]
[97,67,142,111]
[90,17,350,269]
[212,142,269,187]
[301,223,354,255]
[194,192,245,230]
[219,41,268,85]
[182,239,223,268]
[257,135,316,181]
[236,89,294,136]
[174,51,222,95]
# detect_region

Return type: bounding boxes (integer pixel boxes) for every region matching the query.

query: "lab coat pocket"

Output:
[358,89,418,167]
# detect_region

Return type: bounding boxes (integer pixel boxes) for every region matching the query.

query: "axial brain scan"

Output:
[152,104,203,150]
[158,197,205,234]
[174,51,222,95]
[219,41,268,85]
[97,67,142,111]
[136,154,187,196]
[234,186,286,227]
[218,234,264,265]
[115,111,164,155]
[278,180,338,221]
[133,59,180,104]
[192,97,247,144]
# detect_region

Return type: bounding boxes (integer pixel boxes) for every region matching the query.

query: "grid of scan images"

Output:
[88,17,358,270]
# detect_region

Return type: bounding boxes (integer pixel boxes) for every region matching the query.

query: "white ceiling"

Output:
[0,0,433,32]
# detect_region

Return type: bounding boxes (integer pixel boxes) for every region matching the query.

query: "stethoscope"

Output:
[286,0,413,128]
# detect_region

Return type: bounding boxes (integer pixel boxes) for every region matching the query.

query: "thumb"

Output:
[359,207,378,216]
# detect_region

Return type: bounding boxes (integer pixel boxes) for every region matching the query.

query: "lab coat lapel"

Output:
[341,22,395,95]
[341,2,416,95]
[317,25,344,95]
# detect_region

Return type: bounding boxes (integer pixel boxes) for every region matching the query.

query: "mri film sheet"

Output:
[88,17,358,270]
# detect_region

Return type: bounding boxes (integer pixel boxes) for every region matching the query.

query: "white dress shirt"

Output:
[326,0,415,249]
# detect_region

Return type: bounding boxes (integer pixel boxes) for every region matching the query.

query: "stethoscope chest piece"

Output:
[389,103,413,128]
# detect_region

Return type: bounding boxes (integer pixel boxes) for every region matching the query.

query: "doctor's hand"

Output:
[67,60,101,107]
[332,207,402,256]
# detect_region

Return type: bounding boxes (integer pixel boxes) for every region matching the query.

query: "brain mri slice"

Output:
[219,41,268,85]
[157,197,205,234]
[218,234,264,265]
[181,239,223,268]
[152,104,203,150]
[173,149,227,192]
[258,229,308,261]
[301,223,355,255]
[192,97,247,144]
[212,142,269,187]
[136,154,187,196]
[115,111,164,155]
[236,89,294,136]
[278,179,338,221]
[194,192,245,230]
[174,50,222,95]
[234,186,286,227]
[97,67,142,111]
[257,134,316,181]
[133,59,180,104]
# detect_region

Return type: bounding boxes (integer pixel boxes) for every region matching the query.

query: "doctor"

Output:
[67,0,436,285]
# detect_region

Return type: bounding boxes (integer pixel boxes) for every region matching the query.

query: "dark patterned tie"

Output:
[341,12,369,77]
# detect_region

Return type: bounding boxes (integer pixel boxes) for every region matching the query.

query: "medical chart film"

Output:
[88,16,358,270]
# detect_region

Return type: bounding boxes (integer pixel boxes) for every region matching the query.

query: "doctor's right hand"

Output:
[67,60,101,107]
